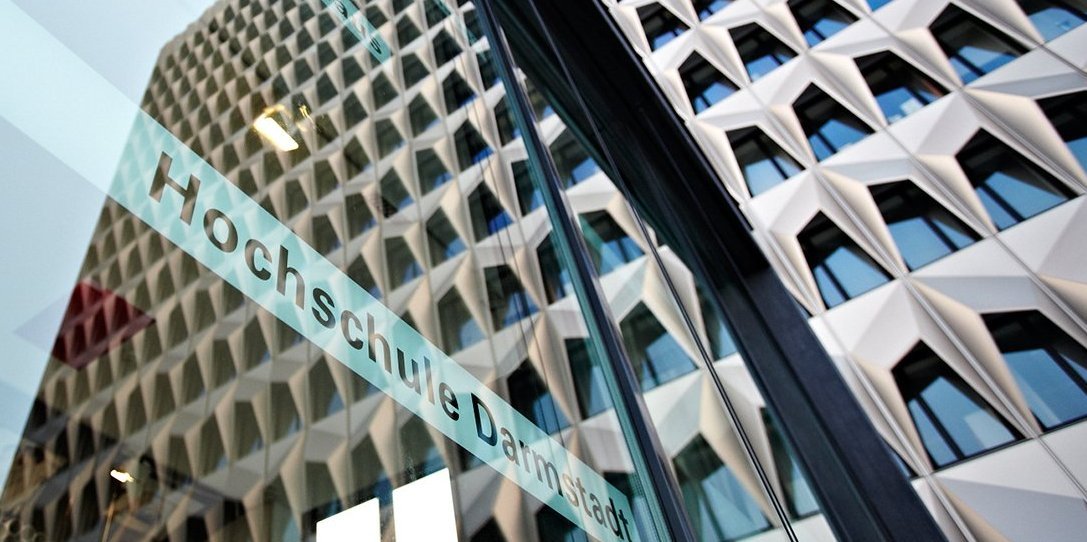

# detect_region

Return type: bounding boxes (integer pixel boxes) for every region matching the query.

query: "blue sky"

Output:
[0,0,218,489]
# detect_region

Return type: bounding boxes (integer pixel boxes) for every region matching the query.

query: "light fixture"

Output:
[253,105,300,152]
[109,468,135,484]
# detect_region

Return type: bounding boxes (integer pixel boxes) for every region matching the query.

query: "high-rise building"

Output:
[1,0,1085,541]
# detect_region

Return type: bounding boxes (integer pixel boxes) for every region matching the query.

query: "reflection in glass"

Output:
[790,0,857,46]
[871,181,978,269]
[728,126,803,196]
[1038,91,1087,172]
[484,265,538,330]
[438,289,485,353]
[794,85,873,161]
[580,211,643,275]
[800,213,891,308]
[508,361,569,434]
[620,304,697,391]
[894,344,1020,467]
[1020,0,1087,40]
[931,5,1026,83]
[680,53,738,113]
[567,338,612,418]
[732,23,797,80]
[957,131,1072,229]
[984,311,1087,429]
[857,52,946,123]
[674,436,771,541]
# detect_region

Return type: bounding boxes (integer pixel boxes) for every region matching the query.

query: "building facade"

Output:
[1,0,1086,541]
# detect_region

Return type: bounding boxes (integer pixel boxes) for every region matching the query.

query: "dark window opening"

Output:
[799,213,891,308]
[870,181,979,269]
[790,0,857,46]
[931,5,1026,83]
[638,4,689,50]
[857,51,946,123]
[794,85,873,160]
[728,127,803,196]
[680,53,738,113]
[732,23,797,80]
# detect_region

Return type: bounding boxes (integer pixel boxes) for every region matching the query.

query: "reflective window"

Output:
[763,411,819,518]
[868,0,892,11]
[438,289,485,353]
[455,123,493,169]
[513,160,543,215]
[538,235,572,303]
[399,418,444,479]
[416,149,453,193]
[984,311,1087,429]
[375,119,404,157]
[931,5,1026,84]
[1020,0,1087,40]
[537,505,588,542]
[442,72,476,113]
[432,30,462,66]
[468,183,513,240]
[620,304,697,391]
[894,343,1020,467]
[957,131,1073,229]
[732,23,797,80]
[408,95,439,135]
[674,436,771,541]
[580,211,643,274]
[567,338,612,418]
[799,213,891,308]
[401,53,428,88]
[679,53,738,113]
[384,237,422,289]
[397,17,421,46]
[794,85,873,160]
[1038,91,1087,172]
[426,210,465,266]
[699,289,737,359]
[871,181,979,269]
[728,126,803,196]
[495,97,520,145]
[694,0,730,19]
[638,3,689,50]
[550,132,599,187]
[508,361,569,434]
[379,170,413,217]
[347,256,381,298]
[857,52,947,123]
[789,0,857,47]
[484,265,538,330]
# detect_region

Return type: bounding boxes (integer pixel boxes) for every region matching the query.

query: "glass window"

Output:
[468,183,512,240]
[432,30,462,67]
[401,54,428,88]
[857,52,947,123]
[525,79,555,119]
[513,160,542,215]
[620,304,697,392]
[397,17,421,47]
[794,85,873,160]
[346,193,376,236]
[984,311,1087,429]
[536,506,588,542]
[871,181,979,269]
[567,338,612,418]
[1020,0,1087,40]
[426,210,465,266]
[931,5,1027,84]
[379,171,412,217]
[674,436,771,541]
[638,3,689,50]
[454,123,493,169]
[789,0,857,47]
[408,95,439,135]
[399,418,444,479]
[347,256,381,299]
[799,213,891,308]
[763,410,819,518]
[699,289,737,359]
[894,343,1020,467]
[694,0,730,20]
[371,73,397,110]
[494,97,520,145]
[375,119,404,157]
[537,235,571,304]
[442,72,476,113]
[957,131,1073,229]
[385,237,422,289]
[679,53,738,113]
[416,149,452,194]
[731,23,797,80]
[1038,91,1087,172]
[549,131,599,187]
[508,361,568,434]
[579,211,643,274]
[342,93,368,129]
[868,0,892,10]
[484,265,538,330]
[727,126,803,196]
[438,290,485,353]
